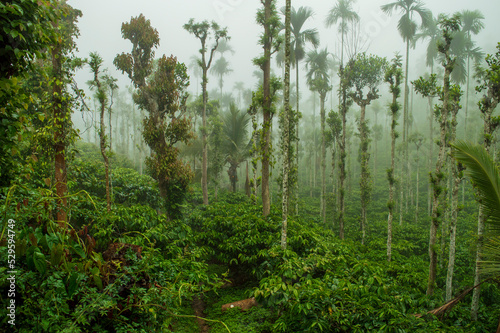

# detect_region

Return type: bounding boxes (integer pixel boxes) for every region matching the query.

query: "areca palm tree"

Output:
[210,57,233,102]
[416,14,440,72]
[306,48,332,223]
[325,0,359,69]
[281,6,319,215]
[223,104,251,192]
[381,0,431,209]
[455,10,484,134]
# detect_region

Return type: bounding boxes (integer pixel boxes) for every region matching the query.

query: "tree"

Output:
[254,0,282,217]
[281,5,319,215]
[223,104,251,192]
[444,85,463,302]
[139,55,194,220]
[327,0,359,240]
[208,108,225,200]
[184,18,229,206]
[116,16,193,219]
[414,15,461,296]
[382,0,431,223]
[0,0,61,188]
[88,52,117,212]
[281,0,291,250]
[384,54,403,261]
[210,56,233,102]
[325,0,359,74]
[470,42,500,320]
[344,53,386,244]
[454,10,484,134]
[50,3,82,226]
[306,48,332,223]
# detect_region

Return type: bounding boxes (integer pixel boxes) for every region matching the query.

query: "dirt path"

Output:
[192,295,209,333]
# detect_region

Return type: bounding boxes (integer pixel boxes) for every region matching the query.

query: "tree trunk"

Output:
[359,104,369,245]
[339,67,347,240]
[281,0,291,249]
[100,96,111,212]
[427,52,452,297]
[320,93,326,223]
[260,0,273,217]
[202,68,209,205]
[295,58,300,215]
[52,44,68,227]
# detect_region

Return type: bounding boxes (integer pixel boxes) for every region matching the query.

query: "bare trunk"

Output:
[359,104,369,245]
[202,68,209,205]
[281,0,291,249]
[261,0,272,217]
[320,94,326,223]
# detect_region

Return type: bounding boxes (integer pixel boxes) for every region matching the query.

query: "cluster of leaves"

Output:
[0,182,225,332]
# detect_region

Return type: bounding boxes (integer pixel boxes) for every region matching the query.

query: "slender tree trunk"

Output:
[202,68,209,205]
[100,97,111,212]
[359,104,369,245]
[281,0,291,249]
[261,0,272,217]
[428,97,434,216]
[339,67,347,240]
[320,94,326,223]
[295,59,300,215]
[427,50,452,296]
[52,44,68,227]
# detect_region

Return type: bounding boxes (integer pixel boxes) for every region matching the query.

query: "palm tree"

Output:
[382,1,431,219]
[454,10,484,134]
[189,55,202,96]
[306,48,332,224]
[325,0,359,70]
[210,57,233,102]
[223,104,251,192]
[416,14,440,72]
[216,39,235,58]
[283,6,320,215]
[233,81,245,108]
[415,16,440,215]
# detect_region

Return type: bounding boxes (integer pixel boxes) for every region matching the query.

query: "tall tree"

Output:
[282,6,319,215]
[344,53,386,244]
[306,48,332,223]
[50,3,82,226]
[88,52,117,212]
[281,0,291,249]
[210,56,233,102]
[416,15,440,215]
[381,0,431,223]
[414,15,461,296]
[384,54,403,261]
[325,0,359,75]
[327,0,359,239]
[0,0,61,188]
[254,0,282,216]
[454,10,484,134]
[470,42,500,320]
[184,19,229,206]
[445,85,464,302]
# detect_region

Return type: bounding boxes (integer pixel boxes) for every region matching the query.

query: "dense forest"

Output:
[2,0,500,332]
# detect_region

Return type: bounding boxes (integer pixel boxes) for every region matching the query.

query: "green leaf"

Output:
[67,273,78,297]
[33,247,47,275]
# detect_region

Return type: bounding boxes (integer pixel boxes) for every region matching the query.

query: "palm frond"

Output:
[451,141,500,233]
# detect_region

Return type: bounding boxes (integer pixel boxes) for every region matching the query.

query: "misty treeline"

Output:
[1,0,500,331]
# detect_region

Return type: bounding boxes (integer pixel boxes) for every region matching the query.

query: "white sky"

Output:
[68,0,500,106]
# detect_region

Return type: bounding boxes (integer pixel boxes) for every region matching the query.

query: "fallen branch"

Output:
[416,277,495,319]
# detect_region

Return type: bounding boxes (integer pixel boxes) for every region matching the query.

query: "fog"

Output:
[68,0,500,104]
